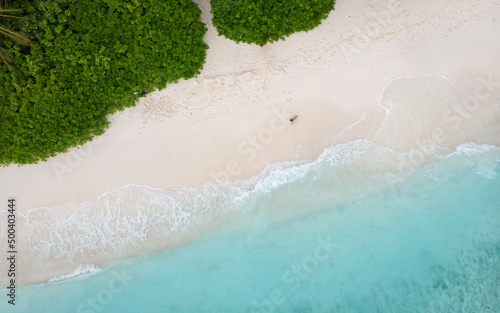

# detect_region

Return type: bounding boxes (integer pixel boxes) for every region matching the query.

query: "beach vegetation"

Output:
[0,0,208,165]
[210,0,335,45]
[0,1,31,68]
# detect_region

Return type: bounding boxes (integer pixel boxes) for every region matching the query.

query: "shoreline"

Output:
[3,140,500,287]
[0,0,500,285]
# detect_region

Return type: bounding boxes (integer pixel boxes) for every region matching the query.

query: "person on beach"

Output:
[290,115,298,124]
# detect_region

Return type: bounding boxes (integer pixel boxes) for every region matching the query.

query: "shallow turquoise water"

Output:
[4,144,500,313]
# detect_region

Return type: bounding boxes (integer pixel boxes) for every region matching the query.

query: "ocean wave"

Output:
[1,140,499,286]
[48,264,102,283]
[249,139,373,194]
[445,143,500,179]
[12,140,373,260]
[8,141,497,258]
[3,141,500,252]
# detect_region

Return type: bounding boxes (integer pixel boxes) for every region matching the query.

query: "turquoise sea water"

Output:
[3,142,500,313]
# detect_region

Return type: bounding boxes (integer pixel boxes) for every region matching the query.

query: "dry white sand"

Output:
[1,0,500,285]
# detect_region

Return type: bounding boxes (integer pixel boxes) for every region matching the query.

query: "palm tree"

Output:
[0,3,30,69]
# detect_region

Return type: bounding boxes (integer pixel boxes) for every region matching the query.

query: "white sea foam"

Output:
[48,264,102,282]
[2,140,499,265]
[445,143,500,179]
[1,140,369,263]
[8,140,494,262]
[453,142,500,157]
[241,139,374,195]
[0,139,499,286]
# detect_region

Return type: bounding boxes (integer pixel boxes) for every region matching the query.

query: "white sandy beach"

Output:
[1,0,500,285]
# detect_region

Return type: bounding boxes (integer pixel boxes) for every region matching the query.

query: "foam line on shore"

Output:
[48,264,102,283]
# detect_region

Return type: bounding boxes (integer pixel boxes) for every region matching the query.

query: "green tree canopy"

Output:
[210,0,335,45]
[0,0,208,164]
[0,1,31,68]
